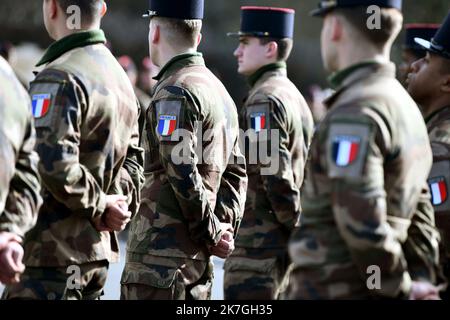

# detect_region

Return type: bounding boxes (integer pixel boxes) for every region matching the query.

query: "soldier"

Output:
[407,12,450,300]
[223,6,314,300]
[3,0,144,300]
[121,0,247,300]
[399,24,439,85]
[118,55,152,111]
[286,0,441,299]
[0,56,42,285]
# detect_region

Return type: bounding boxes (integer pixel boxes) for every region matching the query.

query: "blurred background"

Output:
[0,0,449,300]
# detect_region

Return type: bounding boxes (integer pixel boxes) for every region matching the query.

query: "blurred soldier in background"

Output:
[3,0,144,300]
[287,0,441,299]
[138,56,159,95]
[121,0,247,300]
[0,56,42,286]
[399,24,439,86]
[118,55,151,110]
[224,6,314,300]
[407,12,450,300]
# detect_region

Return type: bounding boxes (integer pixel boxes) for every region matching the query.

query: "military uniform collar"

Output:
[153,52,204,82]
[37,30,106,67]
[425,105,450,131]
[247,62,287,88]
[324,61,396,108]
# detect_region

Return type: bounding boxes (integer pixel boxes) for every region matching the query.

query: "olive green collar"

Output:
[425,105,450,125]
[328,61,380,89]
[37,30,107,67]
[153,52,204,81]
[248,62,286,87]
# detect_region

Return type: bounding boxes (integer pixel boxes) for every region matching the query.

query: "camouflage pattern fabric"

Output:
[425,105,450,297]
[121,255,212,300]
[0,56,41,238]
[224,63,314,300]
[123,53,247,299]
[1,260,108,300]
[18,30,144,269]
[287,62,440,299]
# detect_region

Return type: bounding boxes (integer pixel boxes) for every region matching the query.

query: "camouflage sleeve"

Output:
[403,183,441,283]
[0,118,42,237]
[108,99,145,218]
[30,70,107,219]
[260,98,301,232]
[214,138,248,236]
[326,112,412,298]
[155,89,222,246]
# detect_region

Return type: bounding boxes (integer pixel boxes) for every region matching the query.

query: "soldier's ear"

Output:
[151,24,160,44]
[331,15,343,42]
[196,33,202,46]
[49,0,58,19]
[441,73,450,93]
[100,1,107,17]
[265,41,278,60]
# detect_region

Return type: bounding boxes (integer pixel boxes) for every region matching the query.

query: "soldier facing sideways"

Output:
[0,56,42,286]
[223,6,314,300]
[3,0,144,300]
[398,24,439,86]
[407,12,450,300]
[286,0,441,300]
[121,0,247,300]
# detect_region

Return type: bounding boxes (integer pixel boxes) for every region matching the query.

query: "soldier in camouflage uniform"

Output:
[0,56,42,285]
[3,0,144,300]
[223,6,314,300]
[286,0,441,300]
[407,12,450,300]
[121,0,247,300]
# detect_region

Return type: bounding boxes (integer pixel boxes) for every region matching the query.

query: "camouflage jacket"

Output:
[288,62,440,299]
[126,53,247,262]
[233,62,314,256]
[0,56,41,239]
[426,106,450,261]
[23,30,144,267]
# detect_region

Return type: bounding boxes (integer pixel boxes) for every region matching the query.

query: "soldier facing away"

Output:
[407,12,450,300]
[120,0,247,300]
[223,6,314,300]
[286,0,441,299]
[0,56,42,286]
[3,0,144,300]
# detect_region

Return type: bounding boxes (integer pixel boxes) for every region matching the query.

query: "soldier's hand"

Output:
[0,232,22,251]
[0,241,25,285]
[103,195,131,232]
[409,281,441,300]
[208,223,235,259]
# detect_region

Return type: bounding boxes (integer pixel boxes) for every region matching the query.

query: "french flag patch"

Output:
[31,94,51,118]
[250,112,266,133]
[332,136,360,167]
[429,177,447,206]
[158,115,177,136]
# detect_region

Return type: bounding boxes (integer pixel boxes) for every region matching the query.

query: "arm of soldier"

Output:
[260,99,301,232]
[108,100,145,219]
[32,72,107,219]
[403,183,441,284]
[157,96,222,246]
[214,139,248,237]
[0,119,41,239]
[327,115,412,298]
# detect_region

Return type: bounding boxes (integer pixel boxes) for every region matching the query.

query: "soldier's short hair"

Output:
[56,0,103,24]
[155,17,202,48]
[335,7,403,49]
[258,37,293,61]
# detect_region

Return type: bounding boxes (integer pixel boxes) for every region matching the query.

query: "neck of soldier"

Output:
[421,94,450,118]
[156,43,198,69]
[337,41,391,71]
[52,20,101,41]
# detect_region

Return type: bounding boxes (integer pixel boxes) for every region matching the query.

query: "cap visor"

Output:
[226,32,241,37]
[309,7,333,17]
[414,37,432,50]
